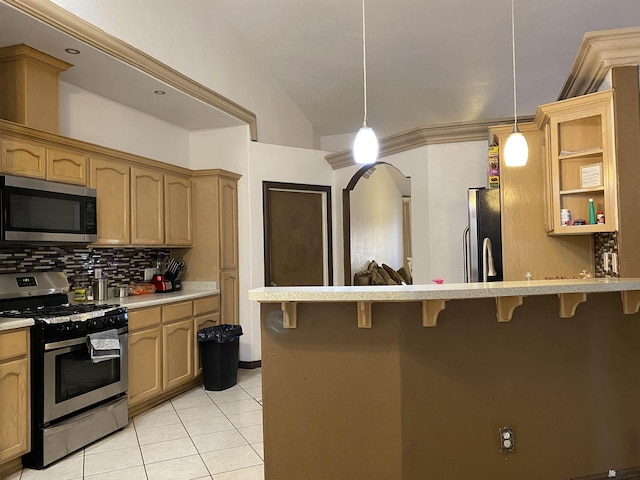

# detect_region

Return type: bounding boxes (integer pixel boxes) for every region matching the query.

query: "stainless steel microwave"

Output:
[0,175,97,243]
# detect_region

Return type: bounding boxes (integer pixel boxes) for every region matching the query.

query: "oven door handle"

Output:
[44,327,128,351]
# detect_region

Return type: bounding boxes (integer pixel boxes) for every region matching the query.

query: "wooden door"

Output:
[131,167,164,245]
[89,158,130,245]
[263,182,332,286]
[163,318,194,390]
[128,326,162,406]
[165,174,192,246]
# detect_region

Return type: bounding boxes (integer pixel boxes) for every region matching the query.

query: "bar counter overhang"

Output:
[249,279,640,480]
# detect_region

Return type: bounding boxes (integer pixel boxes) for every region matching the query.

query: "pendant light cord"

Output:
[361,0,368,128]
[510,0,518,129]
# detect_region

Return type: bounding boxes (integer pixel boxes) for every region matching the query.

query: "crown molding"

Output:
[560,26,640,100]
[325,117,534,169]
[3,0,258,140]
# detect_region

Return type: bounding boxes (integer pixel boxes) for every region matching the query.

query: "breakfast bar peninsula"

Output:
[249,279,640,480]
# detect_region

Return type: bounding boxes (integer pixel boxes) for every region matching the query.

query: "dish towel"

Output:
[87,329,120,363]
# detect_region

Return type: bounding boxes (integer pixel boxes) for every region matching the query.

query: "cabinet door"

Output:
[128,326,162,406]
[165,174,192,246]
[131,167,164,245]
[0,357,29,462]
[538,90,617,234]
[219,177,239,270]
[0,138,46,179]
[220,269,239,325]
[46,148,87,185]
[162,318,194,390]
[194,312,221,376]
[89,158,130,245]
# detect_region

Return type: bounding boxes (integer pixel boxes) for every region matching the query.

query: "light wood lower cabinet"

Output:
[0,328,30,464]
[221,270,239,326]
[193,295,221,376]
[128,295,219,410]
[128,326,162,406]
[162,318,194,390]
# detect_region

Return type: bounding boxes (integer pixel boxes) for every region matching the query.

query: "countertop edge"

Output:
[71,288,220,310]
[247,279,640,302]
[0,318,34,332]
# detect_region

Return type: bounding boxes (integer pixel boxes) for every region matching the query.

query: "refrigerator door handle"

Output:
[463,225,470,283]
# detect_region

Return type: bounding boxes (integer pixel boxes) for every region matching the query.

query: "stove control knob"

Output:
[57,324,70,335]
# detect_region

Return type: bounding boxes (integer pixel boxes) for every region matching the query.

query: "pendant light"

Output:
[353,0,378,165]
[503,0,528,167]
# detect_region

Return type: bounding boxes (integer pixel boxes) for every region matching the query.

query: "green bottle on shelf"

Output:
[588,198,596,225]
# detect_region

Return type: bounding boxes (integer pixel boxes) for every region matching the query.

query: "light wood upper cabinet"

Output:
[0,138,46,179]
[219,177,239,270]
[1,139,87,185]
[89,158,131,245]
[47,148,87,185]
[131,166,164,245]
[0,328,30,463]
[535,90,617,235]
[165,174,192,246]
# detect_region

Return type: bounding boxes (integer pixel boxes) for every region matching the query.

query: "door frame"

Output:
[263,181,333,286]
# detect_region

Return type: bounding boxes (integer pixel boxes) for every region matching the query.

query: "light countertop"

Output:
[0,318,34,332]
[248,278,640,303]
[79,282,220,309]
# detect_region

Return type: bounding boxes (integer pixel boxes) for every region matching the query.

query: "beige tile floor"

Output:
[8,368,264,480]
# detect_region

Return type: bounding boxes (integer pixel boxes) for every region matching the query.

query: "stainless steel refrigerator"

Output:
[463,187,503,282]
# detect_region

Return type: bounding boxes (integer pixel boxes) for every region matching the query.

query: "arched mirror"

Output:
[343,162,411,285]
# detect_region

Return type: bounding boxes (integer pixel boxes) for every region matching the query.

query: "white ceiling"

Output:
[2,0,640,142]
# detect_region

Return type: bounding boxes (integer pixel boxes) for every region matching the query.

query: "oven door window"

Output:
[56,344,121,403]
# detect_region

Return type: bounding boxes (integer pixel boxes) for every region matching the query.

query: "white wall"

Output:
[243,143,334,361]
[51,0,317,149]
[350,167,405,276]
[334,141,488,285]
[60,82,191,167]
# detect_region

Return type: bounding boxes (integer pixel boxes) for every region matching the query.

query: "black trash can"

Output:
[197,324,243,391]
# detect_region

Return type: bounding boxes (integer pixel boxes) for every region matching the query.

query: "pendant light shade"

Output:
[353,0,378,165]
[354,125,379,164]
[504,0,528,167]
[504,126,528,167]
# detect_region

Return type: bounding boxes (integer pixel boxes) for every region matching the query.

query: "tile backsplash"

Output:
[0,246,171,289]
[594,231,618,278]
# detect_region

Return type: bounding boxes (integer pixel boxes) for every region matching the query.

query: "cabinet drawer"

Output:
[162,301,193,323]
[194,296,220,316]
[0,328,28,361]
[128,306,161,331]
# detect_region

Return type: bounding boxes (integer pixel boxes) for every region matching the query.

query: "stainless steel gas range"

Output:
[0,271,128,469]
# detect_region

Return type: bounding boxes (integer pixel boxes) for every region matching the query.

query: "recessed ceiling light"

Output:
[65,48,80,55]
[154,90,166,95]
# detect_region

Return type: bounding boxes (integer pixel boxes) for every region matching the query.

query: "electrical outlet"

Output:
[499,426,515,453]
